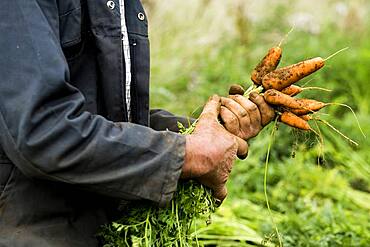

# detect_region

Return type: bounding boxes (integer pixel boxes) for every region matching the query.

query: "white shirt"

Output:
[118,0,132,121]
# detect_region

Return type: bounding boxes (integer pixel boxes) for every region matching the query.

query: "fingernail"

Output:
[211,94,220,101]
[238,153,248,160]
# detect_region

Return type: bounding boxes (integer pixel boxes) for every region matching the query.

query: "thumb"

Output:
[198,95,221,123]
[236,136,249,160]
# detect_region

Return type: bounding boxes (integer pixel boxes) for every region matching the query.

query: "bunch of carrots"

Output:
[231,44,352,134]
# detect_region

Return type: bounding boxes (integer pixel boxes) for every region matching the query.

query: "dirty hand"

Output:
[181,95,248,203]
[221,84,275,141]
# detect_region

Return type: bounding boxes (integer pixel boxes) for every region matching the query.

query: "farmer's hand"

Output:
[181,95,248,203]
[221,84,275,141]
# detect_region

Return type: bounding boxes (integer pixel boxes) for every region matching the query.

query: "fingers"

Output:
[221,97,248,118]
[235,136,248,160]
[229,84,245,95]
[229,95,261,128]
[249,92,275,126]
[220,106,239,136]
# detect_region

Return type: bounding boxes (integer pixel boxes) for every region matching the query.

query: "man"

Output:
[0,1,274,246]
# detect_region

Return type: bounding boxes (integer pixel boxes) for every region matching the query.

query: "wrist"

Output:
[181,135,193,179]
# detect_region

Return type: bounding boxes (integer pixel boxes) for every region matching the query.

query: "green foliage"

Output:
[98,181,215,247]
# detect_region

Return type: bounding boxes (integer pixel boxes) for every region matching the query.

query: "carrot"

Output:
[297,99,327,110]
[281,85,333,97]
[264,89,327,115]
[251,47,282,85]
[264,89,302,109]
[280,111,311,130]
[290,99,327,115]
[262,57,325,90]
[299,114,313,121]
[281,85,303,96]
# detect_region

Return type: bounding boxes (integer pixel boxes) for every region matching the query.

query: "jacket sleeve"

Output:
[150,109,196,132]
[0,0,184,206]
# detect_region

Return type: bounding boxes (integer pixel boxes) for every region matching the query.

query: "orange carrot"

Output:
[280,111,311,130]
[251,47,282,85]
[262,57,325,90]
[297,99,327,110]
[299,114,313,121]
[264,89,301,109]
[282,85,333,96]
[281,85,303,96]
[290,99,327,115]
[264,88,327,115]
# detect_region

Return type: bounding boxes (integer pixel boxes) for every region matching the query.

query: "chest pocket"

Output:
[59,1,87,60]
[0,148,15,199]
[125,0,148,37]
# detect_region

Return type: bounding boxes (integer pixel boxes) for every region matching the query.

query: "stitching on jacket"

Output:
[59,6,82,18]
[61,36,82,47]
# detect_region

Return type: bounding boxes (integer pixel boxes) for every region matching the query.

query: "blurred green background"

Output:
[143,0,370,246]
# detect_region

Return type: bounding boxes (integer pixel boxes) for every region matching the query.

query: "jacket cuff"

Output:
[157,132,186,206]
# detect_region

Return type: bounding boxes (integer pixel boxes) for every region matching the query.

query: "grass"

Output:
[106,0,370,246]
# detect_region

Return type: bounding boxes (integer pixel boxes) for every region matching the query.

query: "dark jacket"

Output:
[0,0,189,246]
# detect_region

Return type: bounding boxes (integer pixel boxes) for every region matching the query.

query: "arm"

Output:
[0,0,184,205]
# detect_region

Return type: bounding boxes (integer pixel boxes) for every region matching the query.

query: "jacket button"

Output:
[107,1,115,10]
[138,12,145,21]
